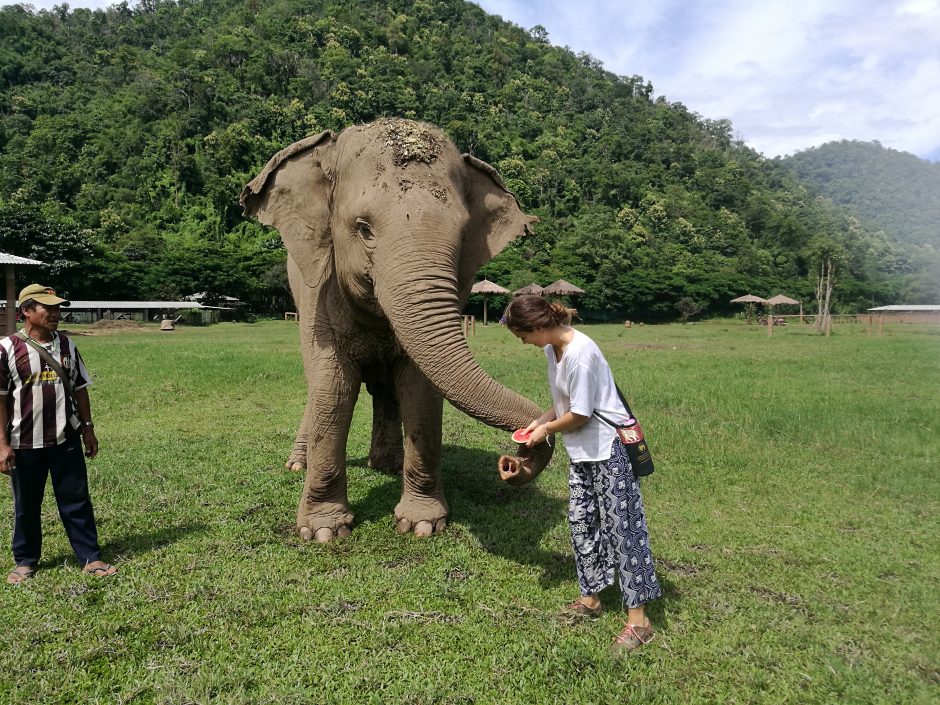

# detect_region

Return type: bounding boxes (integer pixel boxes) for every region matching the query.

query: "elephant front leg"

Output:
[297,359,361,543]
[393,361,448,537]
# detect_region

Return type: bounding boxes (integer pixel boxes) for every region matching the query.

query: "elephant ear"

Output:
[240,131,338,288]
[458,154,538,300]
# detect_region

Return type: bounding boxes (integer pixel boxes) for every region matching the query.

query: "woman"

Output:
[499,295,660,653]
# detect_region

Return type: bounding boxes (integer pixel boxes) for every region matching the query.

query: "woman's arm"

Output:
[526,410,589,447]
[524,407,556,432]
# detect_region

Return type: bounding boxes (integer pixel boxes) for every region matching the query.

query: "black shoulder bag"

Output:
[593,385,655,477]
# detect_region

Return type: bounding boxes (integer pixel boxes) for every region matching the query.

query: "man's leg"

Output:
[10,447,51,569]
[48,438,102,566]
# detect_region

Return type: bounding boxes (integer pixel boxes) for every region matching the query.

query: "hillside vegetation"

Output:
[0,0,926,316]
[781,141,940,304]
[781,140,940,250]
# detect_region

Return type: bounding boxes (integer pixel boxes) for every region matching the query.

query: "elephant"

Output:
[240,118,553,542]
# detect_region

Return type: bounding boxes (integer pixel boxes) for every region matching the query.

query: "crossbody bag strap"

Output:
[15,331,74,398]
[593,384,634,428]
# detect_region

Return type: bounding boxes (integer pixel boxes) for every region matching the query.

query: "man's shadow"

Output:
[41,522,207,569]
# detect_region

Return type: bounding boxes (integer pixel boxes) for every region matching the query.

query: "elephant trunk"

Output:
[383,285,535,429]
[376,264,553,481]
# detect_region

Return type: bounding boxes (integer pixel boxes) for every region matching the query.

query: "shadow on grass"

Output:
[347,444,680,612]
[349,444,571,588]
[37,522,206,570]
[96,522,208,563]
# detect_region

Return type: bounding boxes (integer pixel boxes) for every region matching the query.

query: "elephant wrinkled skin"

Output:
[241,119,554,541]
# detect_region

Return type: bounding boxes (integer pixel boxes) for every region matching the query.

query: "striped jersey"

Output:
[0,331,92,449]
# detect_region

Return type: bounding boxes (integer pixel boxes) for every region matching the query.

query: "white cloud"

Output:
[474,0,940,161]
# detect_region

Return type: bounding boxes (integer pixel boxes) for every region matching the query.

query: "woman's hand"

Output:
[526,423,552,447]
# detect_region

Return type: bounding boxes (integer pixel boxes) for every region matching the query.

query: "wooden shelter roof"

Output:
[470,279,509,295]
[767,294,800,305]
[513,283,544,296]
[542,279,585,296]
[730,294,767,304]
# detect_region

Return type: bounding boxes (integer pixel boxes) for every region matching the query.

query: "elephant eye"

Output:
[355,218,375,242]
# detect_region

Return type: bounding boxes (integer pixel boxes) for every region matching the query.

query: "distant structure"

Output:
[866,305,940,324]
[1,251,44,335]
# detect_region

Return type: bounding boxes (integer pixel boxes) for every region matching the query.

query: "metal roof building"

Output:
[867,305,940,311]
[864,305,940,324]
[2,251,44,335]
[0,253,44,265]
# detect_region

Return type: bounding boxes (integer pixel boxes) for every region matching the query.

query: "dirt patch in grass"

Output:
[79,320,157,335]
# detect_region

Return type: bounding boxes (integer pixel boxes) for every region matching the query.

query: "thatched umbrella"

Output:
[767,293,802,322]
[2,252,45,335]
[729,294,767,304]
[542,279,585,297]
[766,294,799,305]
[730,294,767,324]
[512,283,544,297]
[470,279,509,325]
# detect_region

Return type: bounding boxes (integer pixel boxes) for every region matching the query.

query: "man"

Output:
[0,284,117,584]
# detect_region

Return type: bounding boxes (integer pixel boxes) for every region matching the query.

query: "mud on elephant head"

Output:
[241,118,553,542]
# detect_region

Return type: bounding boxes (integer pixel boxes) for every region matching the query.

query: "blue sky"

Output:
[474,0,940,161]
[5,0,939,161]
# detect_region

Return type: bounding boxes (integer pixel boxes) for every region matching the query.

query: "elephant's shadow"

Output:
[351,444,573,589]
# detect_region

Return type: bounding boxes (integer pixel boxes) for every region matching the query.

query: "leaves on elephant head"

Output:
[380,118,444,167]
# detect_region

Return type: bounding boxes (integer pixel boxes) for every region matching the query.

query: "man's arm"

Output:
[73,387,98,459]
[0,395,13,474]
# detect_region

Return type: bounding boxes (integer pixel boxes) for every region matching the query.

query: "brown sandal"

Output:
[6,566,35,585]
[83,562,117,577]
[612,622,654,653]
[561,599,603,619]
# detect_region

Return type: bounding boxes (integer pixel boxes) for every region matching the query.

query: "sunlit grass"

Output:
[1,319,937,704]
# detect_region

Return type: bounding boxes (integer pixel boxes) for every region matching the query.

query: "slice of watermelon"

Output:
[511,428,532,443]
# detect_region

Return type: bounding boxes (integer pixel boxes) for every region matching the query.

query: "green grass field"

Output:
[2,319,937,704]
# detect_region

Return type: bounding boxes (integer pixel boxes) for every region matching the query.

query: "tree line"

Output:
[0,0,928,319]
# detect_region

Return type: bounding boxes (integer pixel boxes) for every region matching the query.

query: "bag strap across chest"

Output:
[14,331,74,398]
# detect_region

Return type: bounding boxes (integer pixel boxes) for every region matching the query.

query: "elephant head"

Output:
[241,119,552,483]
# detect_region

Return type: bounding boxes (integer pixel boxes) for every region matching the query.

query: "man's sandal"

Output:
[561,599,603,619]
[83,562,117,578]
[612,623,654,653]
[6,566,35,585]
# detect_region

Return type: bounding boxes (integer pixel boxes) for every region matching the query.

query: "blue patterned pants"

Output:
[568,438,661,609]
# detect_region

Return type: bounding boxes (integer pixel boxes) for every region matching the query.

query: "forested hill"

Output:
[0,0,927,316]
[780,141,940,250]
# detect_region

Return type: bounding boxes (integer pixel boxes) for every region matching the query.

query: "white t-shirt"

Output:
[544,329,631,462]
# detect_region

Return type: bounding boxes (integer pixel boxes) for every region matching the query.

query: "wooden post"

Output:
[767,310,773,337]
[4,264,15,336]
[878,315,883,337]
[866,314,872,336]
[482,296,488,326]
[799,302,804,323]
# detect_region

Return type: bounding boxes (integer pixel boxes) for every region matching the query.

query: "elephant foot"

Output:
[284,450,306,472]
[393,497,448,537]
[299,525,353,542]
[297,506,354,542]
[395,517,447,537]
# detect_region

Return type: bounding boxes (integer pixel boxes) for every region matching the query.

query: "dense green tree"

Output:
[0,0,925,317]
